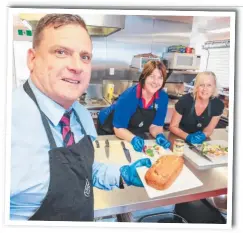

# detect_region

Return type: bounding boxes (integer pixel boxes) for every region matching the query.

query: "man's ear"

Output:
[27,48,36,72]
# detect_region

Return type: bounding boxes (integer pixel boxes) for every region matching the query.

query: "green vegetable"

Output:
[146,149,154,157]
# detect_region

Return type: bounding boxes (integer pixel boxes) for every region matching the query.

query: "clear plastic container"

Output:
[94,215,117,222]
[138,212,188,223]
[173,139,185,156]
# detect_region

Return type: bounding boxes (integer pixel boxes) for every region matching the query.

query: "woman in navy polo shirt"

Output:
[97,60,171,152]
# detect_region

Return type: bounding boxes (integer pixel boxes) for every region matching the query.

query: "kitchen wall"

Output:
[12,13,231,86]
[90,15,192,83]
[11,14,193,90]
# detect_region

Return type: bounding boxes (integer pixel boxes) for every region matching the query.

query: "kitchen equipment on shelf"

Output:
[103,83,114,103]
[185,47,193,53]
[102,80,134,103]
[164,83,185,99]
[78,83,110,120]
[79,97,110,107]
[79,92,87,102]
[167,45,187,53]
[163,52,201,70]
[131,53,160,69]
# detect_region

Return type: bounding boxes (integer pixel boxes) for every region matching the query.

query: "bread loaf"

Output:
[145,155,184,190]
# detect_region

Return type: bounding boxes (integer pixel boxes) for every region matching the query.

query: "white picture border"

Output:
[5,7,235,230]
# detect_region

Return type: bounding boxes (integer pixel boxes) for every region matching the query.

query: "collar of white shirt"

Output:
[28,78,78,127]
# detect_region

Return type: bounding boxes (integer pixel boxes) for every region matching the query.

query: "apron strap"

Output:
[23,80,57,149]
[189,98,212,124]
[189,100,195,116]
[73,110,87,136]
[208,99,211,117]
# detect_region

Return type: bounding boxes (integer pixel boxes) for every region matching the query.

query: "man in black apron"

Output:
[10,14,152,221]
[23,81,95,221]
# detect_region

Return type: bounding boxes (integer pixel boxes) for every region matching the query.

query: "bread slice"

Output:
[145,155,184,190]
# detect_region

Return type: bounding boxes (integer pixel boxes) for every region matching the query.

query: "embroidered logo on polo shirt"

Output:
[155,103,158,110]
[84,178,90,197]
[138,122,144,127]
[197,123,202,128]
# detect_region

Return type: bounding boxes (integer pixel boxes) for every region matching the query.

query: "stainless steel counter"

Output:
[94,129,228,218]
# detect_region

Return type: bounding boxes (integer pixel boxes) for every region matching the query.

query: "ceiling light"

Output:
[21,19,32,30]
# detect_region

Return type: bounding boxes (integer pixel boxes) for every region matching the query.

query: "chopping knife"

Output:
[186,142,212,162]
[105,139,110,159]
[121,141,132,163]
[95,140,100,148]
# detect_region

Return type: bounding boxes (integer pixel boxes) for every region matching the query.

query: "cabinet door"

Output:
[206,47,230,88]
[13,41,32,88]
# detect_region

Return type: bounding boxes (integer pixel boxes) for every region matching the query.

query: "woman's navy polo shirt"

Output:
[99,84,169,128]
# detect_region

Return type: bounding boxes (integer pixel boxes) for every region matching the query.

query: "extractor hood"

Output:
[166,70,198,83]
[19,13,125,37]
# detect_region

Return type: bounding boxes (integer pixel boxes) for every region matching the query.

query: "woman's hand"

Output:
[186,131,206,144]
[156,133,171,149]
[169,110,189,140]
[130,136,145,152]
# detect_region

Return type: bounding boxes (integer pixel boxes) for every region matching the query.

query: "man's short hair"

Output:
[33,14,88,48]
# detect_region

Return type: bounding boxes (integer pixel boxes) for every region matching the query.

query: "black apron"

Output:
[97,87,157,138]
[23,81,94,221]
[179,99,212,134]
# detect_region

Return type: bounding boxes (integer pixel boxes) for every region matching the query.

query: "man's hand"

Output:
[120,158,152,187]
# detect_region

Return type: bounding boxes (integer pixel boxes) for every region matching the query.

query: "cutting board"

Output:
[183,140,228,170]
[94,140,203,198]
[136,155,203,199]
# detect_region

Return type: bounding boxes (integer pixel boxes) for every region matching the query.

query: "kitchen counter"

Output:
[93,128,228,218]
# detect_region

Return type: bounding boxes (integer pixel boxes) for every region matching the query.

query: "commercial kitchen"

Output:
[12,12,232,223]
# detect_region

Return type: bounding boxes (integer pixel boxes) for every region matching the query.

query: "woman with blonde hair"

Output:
[97,60,171,152]
[169,71,224,144]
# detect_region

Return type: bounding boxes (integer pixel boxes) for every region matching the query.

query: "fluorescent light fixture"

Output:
[207,27,230,34]
[21,20,32,30]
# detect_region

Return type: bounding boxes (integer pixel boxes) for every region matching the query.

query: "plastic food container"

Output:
[138,212,188,223]
[185,47,192,53]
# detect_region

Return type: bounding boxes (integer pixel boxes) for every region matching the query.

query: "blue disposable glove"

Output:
[186,131,206,144]
[131,136,145,152]
[156,133,171,149]
[120,158,152,187]
[186,132,200,144]
[194,131,206,144]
